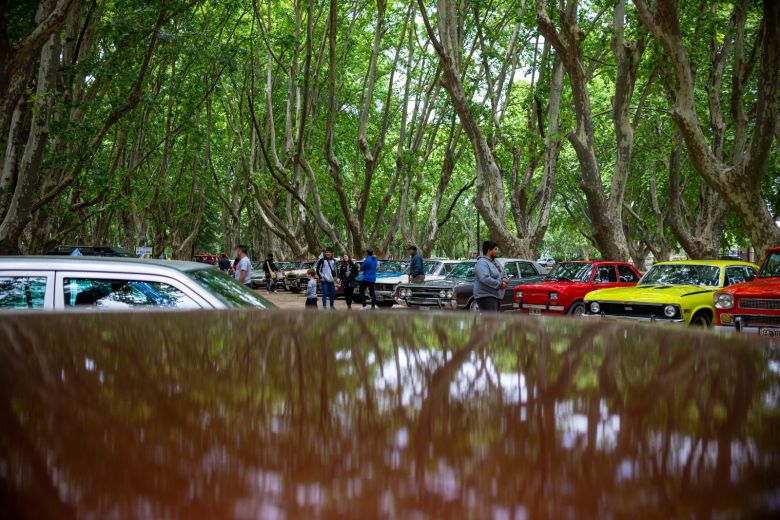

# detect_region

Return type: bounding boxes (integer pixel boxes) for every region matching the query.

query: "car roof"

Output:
[0,256,214,274]
[653,259,758,268]
[0,311,774,517]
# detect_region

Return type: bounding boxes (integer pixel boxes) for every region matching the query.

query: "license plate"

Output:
[529,308,542,316]
[376,295,384,301]
[760,328,780,337]
[420,306,431,311]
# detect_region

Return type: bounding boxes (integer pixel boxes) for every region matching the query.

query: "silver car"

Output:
[0,257,273,311]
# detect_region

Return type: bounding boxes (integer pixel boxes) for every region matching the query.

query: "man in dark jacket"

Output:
[408,245,425,282]
[262,253,279,293]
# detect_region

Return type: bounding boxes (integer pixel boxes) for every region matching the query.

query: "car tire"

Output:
[290,288,301,294]
[377,301,394,308]
[690,312,711,327]
[468,300,480,312]
[569,302,586,316]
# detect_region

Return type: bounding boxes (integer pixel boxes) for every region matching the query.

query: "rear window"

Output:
[0,277,46,309]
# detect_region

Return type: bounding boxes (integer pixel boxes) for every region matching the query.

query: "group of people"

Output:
[227,240,509,313]
[305,248,379,310]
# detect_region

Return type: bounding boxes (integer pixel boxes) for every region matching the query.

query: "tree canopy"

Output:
[0,0,777,261]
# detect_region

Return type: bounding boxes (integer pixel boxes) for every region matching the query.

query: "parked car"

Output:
[356,259,413,307]
[285,260,317,293]
[249,260,298,289]
[715,246,780,336]
[514,261,641,316]
[46,245,135,257]
[1,311,775,518]
[192,253,219,265]
[536,255,556,269]
[372,259,463,307]
[584,260,759,326]
[0,257,273,311]
[395,258,547,311]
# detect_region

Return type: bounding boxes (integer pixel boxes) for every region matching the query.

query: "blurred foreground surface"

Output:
[0,311,778,518]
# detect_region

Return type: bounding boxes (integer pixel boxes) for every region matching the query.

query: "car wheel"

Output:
[569,302,586,316]
[468,300,480,312]
[290,288,301,294]
[690,312,711,327]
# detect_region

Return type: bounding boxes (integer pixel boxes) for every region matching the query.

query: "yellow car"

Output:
[583,260,759,326]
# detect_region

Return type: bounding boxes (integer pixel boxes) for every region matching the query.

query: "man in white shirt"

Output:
[234,245,252,286]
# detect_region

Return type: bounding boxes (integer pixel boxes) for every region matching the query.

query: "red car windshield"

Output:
[759,252,780,278]
[545,263,593,283]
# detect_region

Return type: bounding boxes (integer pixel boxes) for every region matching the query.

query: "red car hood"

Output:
[723,277,780,297]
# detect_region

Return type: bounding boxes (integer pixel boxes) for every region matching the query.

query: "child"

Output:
[305,269,318,308]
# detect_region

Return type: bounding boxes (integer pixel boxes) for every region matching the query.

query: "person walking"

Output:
[338,253,358,309]
[234,245,252,287]
[359,248,378,310]
[316,248,338,309]
[473,240,508,312]
[262,253,279,293]
[408,245,425,283]
[217,253,231,274]
[304,269,318,308]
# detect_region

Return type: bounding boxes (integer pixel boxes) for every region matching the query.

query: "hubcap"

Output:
[470,302,480,312]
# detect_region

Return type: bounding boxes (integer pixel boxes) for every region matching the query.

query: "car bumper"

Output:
[582,313,685,324]
[715,317,780,336]
[397,297,458,310]
[513,302,565,313]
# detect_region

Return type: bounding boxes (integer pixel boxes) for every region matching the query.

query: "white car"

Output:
[0,257,273,311]
[374,259,462,306]
[537,256,556,269]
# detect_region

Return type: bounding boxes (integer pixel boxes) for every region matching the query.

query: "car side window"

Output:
[742,266,756,282]
[518,262,538,278]
[63,278,200,309]
[596,266,618,283]
[725,266,751,286]
[0,276,47,309]
[618,265,639,283]
[503,262,520,279]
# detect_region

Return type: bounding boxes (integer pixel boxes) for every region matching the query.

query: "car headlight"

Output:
[446,290,453,299]
[664,305,677,318]
[590,302,600,314]
[550,291,558,301]
[516,290,523,300]
[440,289,454,299]
[402,289,411,298]
[714,292,734,310]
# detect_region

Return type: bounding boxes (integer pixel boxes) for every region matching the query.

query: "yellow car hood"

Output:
[585,284,717,304]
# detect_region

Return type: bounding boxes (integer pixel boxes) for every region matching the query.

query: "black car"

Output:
[395,258,547,311]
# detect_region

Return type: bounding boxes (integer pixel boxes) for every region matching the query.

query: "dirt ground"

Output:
[254,287,403,311]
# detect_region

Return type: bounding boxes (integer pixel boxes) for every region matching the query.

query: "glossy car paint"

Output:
[513,261,640,315]
[584,260,759,326]
[715,247,780,334]
[0,311,777,517]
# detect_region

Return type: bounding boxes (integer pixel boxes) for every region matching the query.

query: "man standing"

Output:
[262,253,279,293]
[316,248,338,309]
[408,245,425,282]
[234,245,252,286]
[359,248,378,310]
[473,240,508,312]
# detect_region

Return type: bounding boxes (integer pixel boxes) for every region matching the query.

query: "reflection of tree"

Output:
[0,312,776,517]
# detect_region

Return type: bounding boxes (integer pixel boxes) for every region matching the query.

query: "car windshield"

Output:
[188,269,271,308]
[759,252,780,278]
[277,262,296,270]
[378,260,408,273]
[447,262,476,279]
[639,264,721,287]
[545,262,593,282]
[423,261,442,275]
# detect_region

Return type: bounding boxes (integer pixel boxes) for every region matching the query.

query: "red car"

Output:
[513,261,641,316]
[715,246,780,336]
